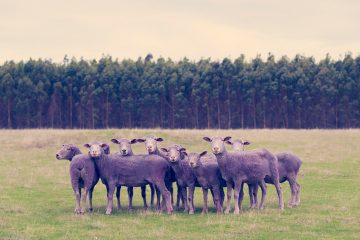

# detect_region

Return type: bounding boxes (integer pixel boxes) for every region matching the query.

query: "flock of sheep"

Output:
[56,135,302,215]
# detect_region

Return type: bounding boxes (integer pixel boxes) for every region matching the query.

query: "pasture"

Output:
[0,129,359,239]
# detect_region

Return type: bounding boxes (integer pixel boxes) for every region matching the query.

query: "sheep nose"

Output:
[56,154,59,158]
[122,149,126,154]
[214,147,219,151]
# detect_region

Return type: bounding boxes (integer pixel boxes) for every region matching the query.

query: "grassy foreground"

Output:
[0,129,359,240]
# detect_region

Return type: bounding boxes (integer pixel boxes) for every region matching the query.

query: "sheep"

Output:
[136,135,183,210]
[56,144,99,214]
[84,142,173,215]
[223,139,257,208]
[160,145,198,214]
[203,136,284,214]
[226,139,302,208]
[187,151,224,213]
[110,138,150,210]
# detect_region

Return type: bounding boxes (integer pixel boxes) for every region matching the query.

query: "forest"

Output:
[0,53,359,129]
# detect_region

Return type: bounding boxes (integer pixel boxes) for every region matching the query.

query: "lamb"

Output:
[56,144,99,214]
[203,136,284,214]
[223,139,257,208]
[226,139,302,208]
[136,135,182,209]
[160,145,198,214]
[84,142,173,215]
[187,151,224,213]
[111,138,150,210]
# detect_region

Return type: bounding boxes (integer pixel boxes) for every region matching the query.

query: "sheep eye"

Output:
[67,148,71,151]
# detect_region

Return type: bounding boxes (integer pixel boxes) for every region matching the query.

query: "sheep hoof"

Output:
[105,209,112,215]
[201,209,208,214]
[189,210,194,215]
[74,208,82,214]
[224,209,230,214]
[89,208,93,212]
[233,209,240,215]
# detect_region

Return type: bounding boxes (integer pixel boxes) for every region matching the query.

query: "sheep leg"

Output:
[233,180,243,214]
[258,180,267,209]
[295,182,301,206]
[141,185,148,209]
[212,186,223,214]
[106,184,115,215]
[74,187,81,214]
[80,187,89,214]
[88,186,94,212]
[154,180,172,214]
[155,187,161,210]
[127,187,134,210]
[181,186,189,213]
[202,188,209,214]
[220,186,225,208]
[116,186,121,210]
[175,182,182,210]
[210,188,216,208]
[188,185,195,214]
[238,182,244,210]
[165,180,173,208]
[253,183,259,208]
[224,181,232,214]
[288,177,297,208]
[150,184,155,208]
[248,183,254,208]
[274,179,284,210]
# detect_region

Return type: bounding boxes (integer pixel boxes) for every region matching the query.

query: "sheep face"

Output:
[111,138,136,156]
[137,135,163,154]
[225,139,250,151]
[161,146,186,163]
[203,136,231,155]
[188,151,207,168]
[84,142,108,158]
[56,144,76,160]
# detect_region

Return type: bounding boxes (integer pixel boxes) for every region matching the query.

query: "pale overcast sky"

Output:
[0,0,359,63]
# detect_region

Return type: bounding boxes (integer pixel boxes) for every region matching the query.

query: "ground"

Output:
[0,129,359,240]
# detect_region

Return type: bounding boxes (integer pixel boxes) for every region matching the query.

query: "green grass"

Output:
[0,129,359,239]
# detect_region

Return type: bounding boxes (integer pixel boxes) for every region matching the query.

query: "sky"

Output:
[0,0,359,63]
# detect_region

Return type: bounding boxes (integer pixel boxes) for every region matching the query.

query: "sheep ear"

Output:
[100,143,109,148]
[200,151,207,157]
[160,148,168,152]
[225,140,233,145]
[156,137,164,142]
[182,151,188,156]
[111,138,120,144]
[243,141,250,145]
[84,143,91,148]
[203,137,211,142]
[223,136,232,142]
[136,138,145,143]
[179,148,186,152]
[130,139,137,144]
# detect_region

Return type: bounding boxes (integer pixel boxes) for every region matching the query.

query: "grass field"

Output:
[0,129,359,240]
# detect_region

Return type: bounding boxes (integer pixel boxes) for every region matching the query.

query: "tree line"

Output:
[0,53,359,129]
